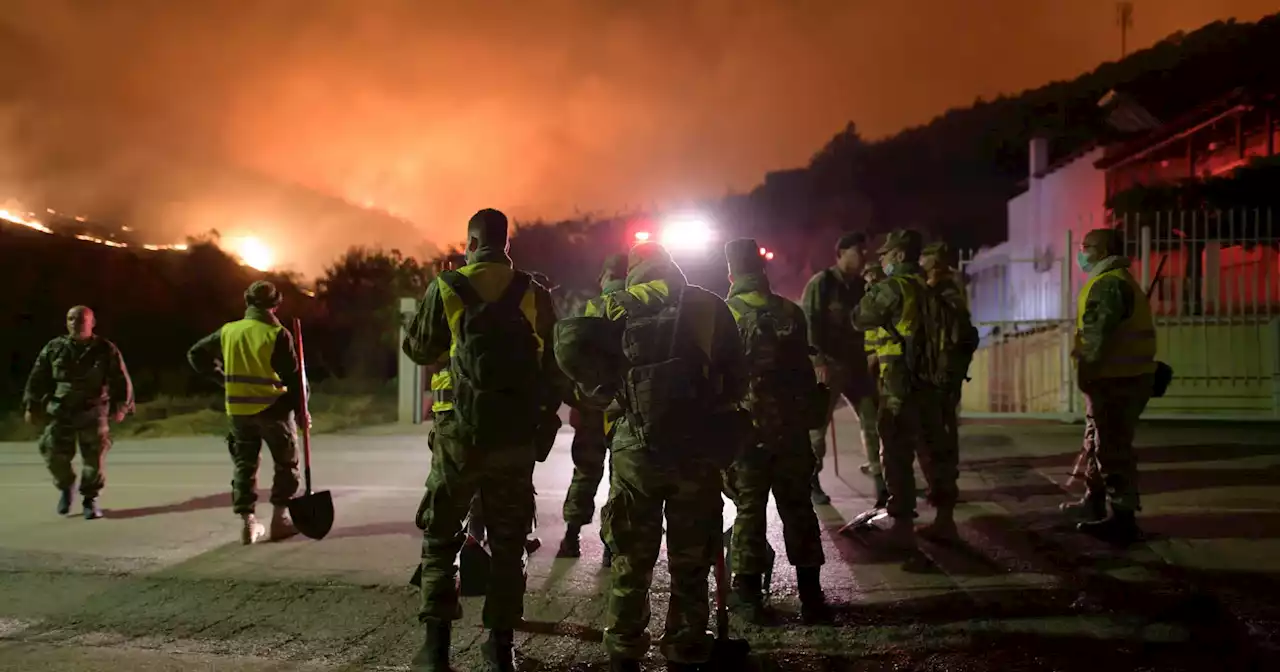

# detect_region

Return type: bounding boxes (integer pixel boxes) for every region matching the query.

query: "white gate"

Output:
[959,208,1280,421]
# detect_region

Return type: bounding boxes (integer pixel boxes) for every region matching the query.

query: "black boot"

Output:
[730,573,765,625]
[609,656,641,672]
[481,629,515,672]
[810,475,831,506]
[557,524,582,558]
[83,498,103,520]
[57,488,73,515]
[1060,494,1106,523]
[1077,509,1141,545]
[409,621,452,672]
[797,567,830,624]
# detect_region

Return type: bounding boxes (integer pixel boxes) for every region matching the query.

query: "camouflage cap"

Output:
[601,253,628,281]
[877,229,924,257]
[922,241,951,258]
[628,242,673,271]
[245,280,282,308]
[724,238,765,276]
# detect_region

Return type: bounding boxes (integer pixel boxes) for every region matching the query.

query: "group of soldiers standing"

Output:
[18,207,1158,672]
[399,210,983,672]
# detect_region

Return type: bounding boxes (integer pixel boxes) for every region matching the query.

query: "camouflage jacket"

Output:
[402,247,571,413]
[599,257,748,412]
[853,260,926,398]
[801,266,869,369]
[24,335,134,417]
[1077,255,1139,366]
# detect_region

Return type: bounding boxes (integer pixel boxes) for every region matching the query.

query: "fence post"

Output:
[1140,224,1152,289]
[1060,229,1078,417]
[398,297,422,425]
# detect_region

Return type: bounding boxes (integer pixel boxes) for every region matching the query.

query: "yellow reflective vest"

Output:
[1076,268,1157,378]
[220,318,286,416]
[439,261,543,358]
[872,274,926,379]
[430,367,453,413]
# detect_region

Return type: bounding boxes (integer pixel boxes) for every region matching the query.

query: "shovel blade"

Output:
[709,637,752,668]
[288,490,334,540]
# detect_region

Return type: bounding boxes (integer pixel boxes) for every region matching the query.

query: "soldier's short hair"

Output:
[467,208,509,247]
[836,232,867,254]
[1085,228,1125,257]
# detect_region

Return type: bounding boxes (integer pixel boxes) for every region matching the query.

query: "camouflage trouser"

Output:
[601,421,721,664]
[415,411,536,629]
[878,388,952,519]
[1080,375,1152,513]
[728,430,824,574]
[39,410,111,498]
[228,405,301,515]
[809,363,880,487]
[562,409,608,527]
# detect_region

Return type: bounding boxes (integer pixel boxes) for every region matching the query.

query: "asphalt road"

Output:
[1,412,1278,671]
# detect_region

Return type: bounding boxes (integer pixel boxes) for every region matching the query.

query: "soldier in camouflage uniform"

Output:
[402,209,566,672]
[187,281,303,545]
[859,264,887,484]
[556,254,628,563]
[802,232,880,505]
[554,243,747,671]
[23,306,134,519]
[853,230,953,548]
[722,239,827,625]
[1062,229,1156,545]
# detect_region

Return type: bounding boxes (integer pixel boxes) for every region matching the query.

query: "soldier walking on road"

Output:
[802,232,881,505]
[722,239,829,625]
[402,208,565,672]
[556,254,628,564]
[1063,228,1156,545]
[187,281,303,545]
[553,242,748,671]
[23,306,134,519]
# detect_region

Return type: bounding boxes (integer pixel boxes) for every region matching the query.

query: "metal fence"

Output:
[959,208,1280,421]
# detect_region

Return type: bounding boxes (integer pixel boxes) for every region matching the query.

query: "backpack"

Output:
[905,277,979,391]
[439,270,542,444]
[613,287,720,462]
[727,295,825,434]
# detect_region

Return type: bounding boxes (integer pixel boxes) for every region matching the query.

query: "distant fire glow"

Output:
[228,236,274,271]
[659,214,714,252]
[0,209,53,234]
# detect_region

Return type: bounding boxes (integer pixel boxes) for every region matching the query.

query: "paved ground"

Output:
[1,410,1279,671]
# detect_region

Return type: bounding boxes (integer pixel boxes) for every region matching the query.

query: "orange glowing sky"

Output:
[1,0,1277,274]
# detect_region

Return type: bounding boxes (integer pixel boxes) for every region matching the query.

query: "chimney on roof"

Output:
[1029,137,1049,178]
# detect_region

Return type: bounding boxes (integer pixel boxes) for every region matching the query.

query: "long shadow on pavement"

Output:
[104,491,240,519]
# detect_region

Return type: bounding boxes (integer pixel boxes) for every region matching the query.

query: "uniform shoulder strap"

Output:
[612,289,649,318]
[439,270,481,308]
[725,295,752,319]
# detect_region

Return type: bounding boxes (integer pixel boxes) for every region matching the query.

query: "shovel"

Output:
[709,537,751,668]
[287,318,334,540]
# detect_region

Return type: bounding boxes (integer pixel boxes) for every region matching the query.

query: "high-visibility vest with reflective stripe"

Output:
[1075,267,1157,378]
[430,368,453,412]
[872,274,925,379]
[439,261,543,360]
[220,319,286,416]
[864,327,886,354]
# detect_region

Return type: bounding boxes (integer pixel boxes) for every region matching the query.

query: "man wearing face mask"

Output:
[852,230,956,548]
[1063,228,1155,545]
[801,232,880,506]
[23,306,134,520]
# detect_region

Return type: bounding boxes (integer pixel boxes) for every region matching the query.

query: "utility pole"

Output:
[1116,2,1135,58]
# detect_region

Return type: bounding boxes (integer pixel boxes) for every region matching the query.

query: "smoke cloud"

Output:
[1,0,1273,275]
